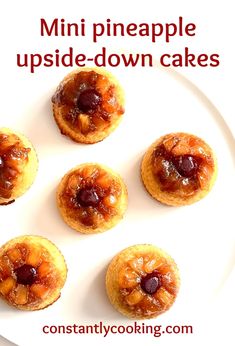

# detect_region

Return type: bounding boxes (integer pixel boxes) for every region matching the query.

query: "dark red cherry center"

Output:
[77,89,101,112]
[172,155,198,178]
[76,187,100,207]
[15,264,37,285]
[140,270,161,295]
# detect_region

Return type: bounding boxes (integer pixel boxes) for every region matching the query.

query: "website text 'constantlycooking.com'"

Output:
[42,322,193,338]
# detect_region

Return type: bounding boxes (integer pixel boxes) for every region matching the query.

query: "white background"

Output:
[0,0,235,345]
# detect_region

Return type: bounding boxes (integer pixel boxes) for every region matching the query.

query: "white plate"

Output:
[0,64,235,346]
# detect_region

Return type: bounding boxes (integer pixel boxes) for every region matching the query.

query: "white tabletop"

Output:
[0,336,16,346]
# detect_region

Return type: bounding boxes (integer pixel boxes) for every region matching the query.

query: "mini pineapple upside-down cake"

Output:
[0,128,38,205]
[0,235,67,310]
[141,132,217,206]
[52,67,125,144]
[56,163,128,234]
[106,244,180,319]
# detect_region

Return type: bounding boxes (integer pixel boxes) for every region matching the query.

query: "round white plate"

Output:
[0,64,235,346]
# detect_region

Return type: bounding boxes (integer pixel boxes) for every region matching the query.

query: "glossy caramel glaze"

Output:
[61,165,122,228]
[0,133,30,200]
[151,133,215,198]
[118,252,178,317]
[52,70,124,135]
[0,242,60,308]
